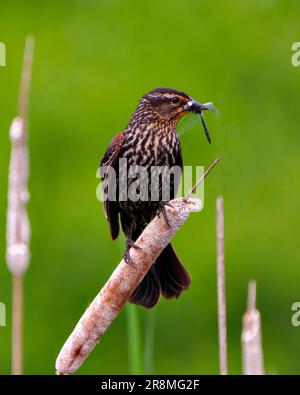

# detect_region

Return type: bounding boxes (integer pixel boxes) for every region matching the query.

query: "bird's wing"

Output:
[175,139,183,170]
[100,131,125,240]
[172,138,183,198]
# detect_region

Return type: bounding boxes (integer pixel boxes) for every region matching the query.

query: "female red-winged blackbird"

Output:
[100,87,212,308]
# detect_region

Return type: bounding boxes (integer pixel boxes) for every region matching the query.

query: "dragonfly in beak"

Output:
[184,99,217,144]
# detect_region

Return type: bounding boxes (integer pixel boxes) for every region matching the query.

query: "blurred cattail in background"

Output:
[6,35,34,375]
[241,280,264,375]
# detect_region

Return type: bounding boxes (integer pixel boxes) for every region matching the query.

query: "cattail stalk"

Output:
[217,196,227,375]
[6,36,34,375]
[144,308,155,374]
[242,281,264,375]
[126,304,143,374]
[55,197,202,375]
[56,158,219,375]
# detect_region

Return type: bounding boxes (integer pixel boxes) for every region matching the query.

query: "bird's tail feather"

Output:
[129,244,191,308]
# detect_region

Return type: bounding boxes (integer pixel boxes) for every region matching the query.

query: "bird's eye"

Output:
[171,96,180,105]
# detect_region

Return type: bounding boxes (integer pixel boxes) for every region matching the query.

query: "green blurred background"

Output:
[1,0,300,374]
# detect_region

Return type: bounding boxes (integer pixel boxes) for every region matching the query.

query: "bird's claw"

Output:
[124,249,137,269]
[127,239,142,250]
[157,201,172,228]
[124,239,142,269]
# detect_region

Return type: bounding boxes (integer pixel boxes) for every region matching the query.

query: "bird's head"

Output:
[141,87,215,143]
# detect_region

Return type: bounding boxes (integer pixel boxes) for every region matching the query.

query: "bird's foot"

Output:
[156,201,172,228]
[124,239,142,269]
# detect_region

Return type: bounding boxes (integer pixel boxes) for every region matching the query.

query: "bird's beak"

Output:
[184,99,215,144]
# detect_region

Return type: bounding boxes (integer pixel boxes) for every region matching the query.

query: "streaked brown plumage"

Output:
[100,87,211,308]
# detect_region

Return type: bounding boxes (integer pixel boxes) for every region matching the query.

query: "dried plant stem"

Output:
[12,275,23,375]
[144,308,155,374]
[216,196,227,375]
[242,281,264,375]
[18,36,35,118]
[185,157,220,199]
[55,197,202,375]
[6,36,34,375]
